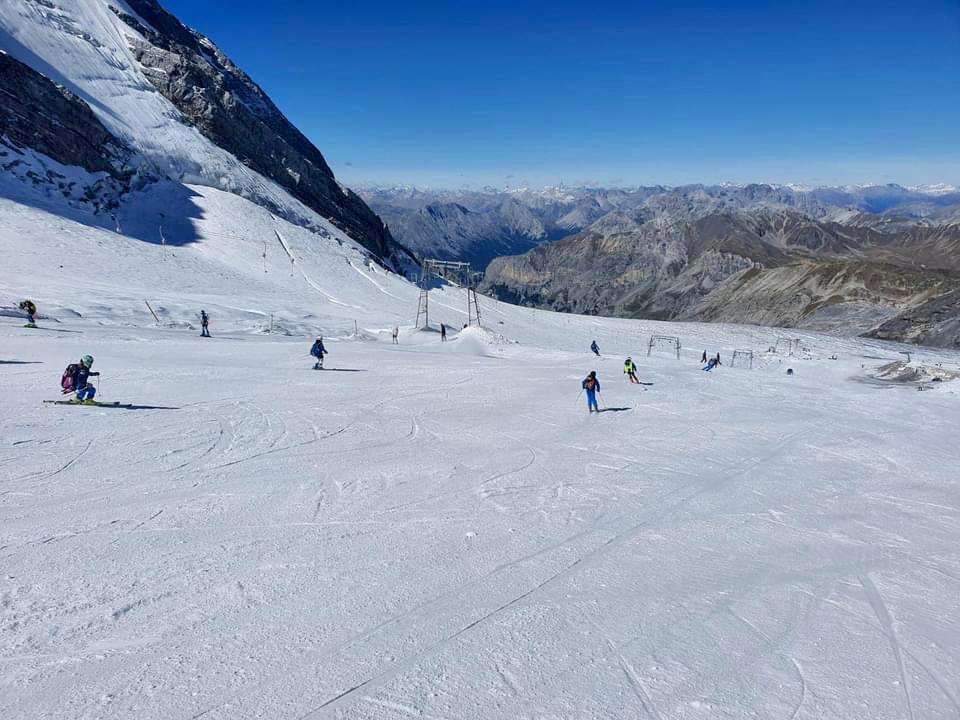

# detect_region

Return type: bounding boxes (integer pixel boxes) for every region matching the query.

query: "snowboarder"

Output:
[701,350,707,363]
[392,327,399,344]
[703,357,719,372]
[19,299,37,327]
[590,340,600,357]
[310,337,327,369]
[624,357,640,384]
[440,324,447,342]
[200,310,210,337]
[582,371,601,413]
[62,354,100,403]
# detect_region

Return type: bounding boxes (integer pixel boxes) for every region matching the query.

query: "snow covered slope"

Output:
[0,0,405,265]
[2,189,960,719]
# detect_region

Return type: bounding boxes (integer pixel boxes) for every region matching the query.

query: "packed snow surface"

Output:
[2,190,960,719]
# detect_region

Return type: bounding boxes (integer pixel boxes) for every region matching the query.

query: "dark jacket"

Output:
[310,340,326,358]
[72,365,99,389]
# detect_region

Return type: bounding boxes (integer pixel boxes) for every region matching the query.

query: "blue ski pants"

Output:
[586,389,599,412]
[76,385,96,401]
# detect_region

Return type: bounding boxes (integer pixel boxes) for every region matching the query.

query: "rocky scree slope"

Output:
[482,209,960,348]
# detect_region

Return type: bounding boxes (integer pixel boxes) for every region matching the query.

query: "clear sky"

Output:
[161,0,960,189]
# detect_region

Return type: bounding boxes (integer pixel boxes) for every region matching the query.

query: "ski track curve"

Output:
[859,574,916,720]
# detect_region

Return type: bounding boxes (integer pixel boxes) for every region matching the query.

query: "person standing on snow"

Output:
[624,357,640,384]
[590,340,600,357]
[200,310,210,338]
[64,355,100,403]
[392,327,399,344]
[440,324,447,342]
[310,337,327,369]
[582,371,601,413]
[19,300,37,327]
[701,350,708,363]
[715,352,721,365]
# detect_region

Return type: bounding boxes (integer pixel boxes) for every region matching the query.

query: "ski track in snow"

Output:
[2,193,960,719]
[859,574,916,720]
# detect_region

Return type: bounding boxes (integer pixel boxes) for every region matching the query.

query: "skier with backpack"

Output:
[624,357,639,384]
[61,355,100,403]
[590,340,600,357]
[310,336,327,369]
[582,371,601,413]
[19,299,37,327]
[200,310,210,337]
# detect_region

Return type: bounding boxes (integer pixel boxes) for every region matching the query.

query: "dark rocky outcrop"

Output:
[0,51,138,211]
[483,209,960,347]
[0,51,132,178]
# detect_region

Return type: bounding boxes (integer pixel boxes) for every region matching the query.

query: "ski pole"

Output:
[576,388,584,403]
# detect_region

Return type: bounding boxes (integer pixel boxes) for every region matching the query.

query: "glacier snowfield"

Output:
[2,190,960,719]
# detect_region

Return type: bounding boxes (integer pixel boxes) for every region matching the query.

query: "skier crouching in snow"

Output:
[63,355,100,403]
[582,371,601,413]
[624,357,640,384]
[310,336,327,369]
[703,357,719,372]
[590,340,600,357]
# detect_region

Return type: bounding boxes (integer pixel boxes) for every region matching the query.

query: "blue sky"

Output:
[161,0,960,188]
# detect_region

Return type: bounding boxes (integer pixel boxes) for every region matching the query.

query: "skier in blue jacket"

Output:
[310,337,327,369]
[66,355,100,403]
[582,371,601,413]
[590,340,600,357]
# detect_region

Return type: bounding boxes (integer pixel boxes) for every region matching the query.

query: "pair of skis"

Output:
[43,399,130,409]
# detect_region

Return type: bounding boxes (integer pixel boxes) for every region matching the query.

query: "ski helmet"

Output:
[81,355,94,367]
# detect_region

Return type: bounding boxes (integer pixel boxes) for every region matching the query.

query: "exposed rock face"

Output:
[0,52,132,178]
[867,289,960,348]
[111,0,406,265]
[0,51,142,212]
[370,197,558,268]
[483,210,960,348]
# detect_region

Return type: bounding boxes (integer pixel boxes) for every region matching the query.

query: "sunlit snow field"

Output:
[2,190,960,719]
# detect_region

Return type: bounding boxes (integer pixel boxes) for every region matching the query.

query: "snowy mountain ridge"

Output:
[0,0,409,267]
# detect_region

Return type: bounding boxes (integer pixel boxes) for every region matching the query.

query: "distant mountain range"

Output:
[365,184,960,348]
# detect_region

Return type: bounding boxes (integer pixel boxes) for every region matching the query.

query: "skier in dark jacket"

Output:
[200,310,210,337]
[440,324,447,342]
[310,337,327,369]
[701,350,708,363]
[67,355,100,403]
[590,340,600,357]
[703,357,719,372]
[582,371,601,413]
[20,300,37,327]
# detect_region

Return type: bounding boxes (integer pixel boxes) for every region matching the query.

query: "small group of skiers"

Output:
[702,351,721,371]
